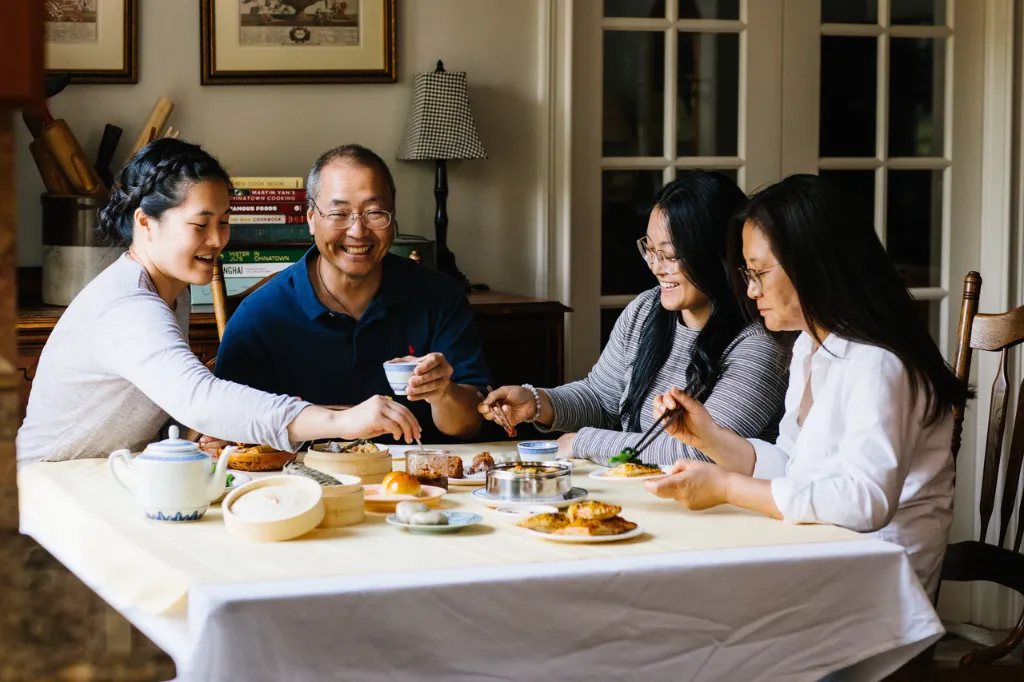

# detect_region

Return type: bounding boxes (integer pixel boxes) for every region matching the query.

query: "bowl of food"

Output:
[516,441,560,462]
[305,440,391,484]
[485,461,573,501]
[224,444,296,472]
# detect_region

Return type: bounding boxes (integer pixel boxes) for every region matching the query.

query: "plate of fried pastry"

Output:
[515,500,643,543]
[447,451,496,487]
[589,461,665,481]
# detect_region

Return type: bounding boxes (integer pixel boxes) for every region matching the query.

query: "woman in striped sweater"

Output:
[479,171,790,466]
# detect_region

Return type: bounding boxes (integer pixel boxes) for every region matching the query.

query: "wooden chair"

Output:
[209,259,279,343]
[941,271,1024,670]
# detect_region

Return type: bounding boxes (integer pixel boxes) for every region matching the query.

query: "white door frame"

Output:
[564,0,786,380]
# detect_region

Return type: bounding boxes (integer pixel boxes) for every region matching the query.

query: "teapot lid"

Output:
[140,425,205,460]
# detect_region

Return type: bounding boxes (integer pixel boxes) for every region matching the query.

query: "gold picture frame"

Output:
[201,0,397,85]
[44,0,139,84]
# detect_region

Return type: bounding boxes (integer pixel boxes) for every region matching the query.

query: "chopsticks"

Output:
[626,371,720,459]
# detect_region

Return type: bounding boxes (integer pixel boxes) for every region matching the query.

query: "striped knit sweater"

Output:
[540,288,791,466]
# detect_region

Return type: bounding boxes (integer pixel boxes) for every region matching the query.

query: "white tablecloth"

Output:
[19,446,943,681]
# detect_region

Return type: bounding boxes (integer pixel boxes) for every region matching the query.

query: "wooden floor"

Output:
[885,625,1024,682]
[0,531,175,681]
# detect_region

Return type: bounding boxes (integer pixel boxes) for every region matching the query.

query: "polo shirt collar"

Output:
[292,248,410,322]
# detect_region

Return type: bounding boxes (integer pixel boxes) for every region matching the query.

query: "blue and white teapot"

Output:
[108,426,237,522]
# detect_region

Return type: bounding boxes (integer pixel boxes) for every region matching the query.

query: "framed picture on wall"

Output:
[201,0,397,85]
[44,0,139,84]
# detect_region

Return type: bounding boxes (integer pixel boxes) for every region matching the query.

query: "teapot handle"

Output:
[108,449,135,496]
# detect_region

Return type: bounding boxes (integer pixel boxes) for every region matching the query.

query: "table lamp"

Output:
[397,60,487,292]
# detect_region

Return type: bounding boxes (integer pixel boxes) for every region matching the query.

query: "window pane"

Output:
[889,38,946,157]
[820,36,877,157]
[677,32,739,156]
[604,0,666,18]
[602,170,664,296]
[604,31,665,157]
[911,298,942,345]
[601,307,628,350]
[818,170,876,232]
[679,0,740,20]
[891,0,946,26]
[887,170,943,288]
[822,0,878,23]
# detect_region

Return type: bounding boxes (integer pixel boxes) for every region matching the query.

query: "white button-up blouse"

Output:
[751,333,955,596]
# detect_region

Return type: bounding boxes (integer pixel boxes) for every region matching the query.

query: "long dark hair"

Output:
[735,174,971,425]
[98,138,232,247]
[621,170,748,431]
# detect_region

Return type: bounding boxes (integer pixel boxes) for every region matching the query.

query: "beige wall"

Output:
[15,0,545,296]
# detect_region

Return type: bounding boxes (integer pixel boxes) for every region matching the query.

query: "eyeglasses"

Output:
[309,203,393,231]
[737,264,782,293]
[636,236,683,274]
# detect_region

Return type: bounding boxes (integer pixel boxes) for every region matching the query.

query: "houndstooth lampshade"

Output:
[397,68,488,161]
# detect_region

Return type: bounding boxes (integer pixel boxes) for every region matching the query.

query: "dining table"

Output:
[18,442,944,682]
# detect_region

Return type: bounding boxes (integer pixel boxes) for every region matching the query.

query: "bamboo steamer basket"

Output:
[223,476,324,542]
[305,444,392,484]
[318,474,366,528]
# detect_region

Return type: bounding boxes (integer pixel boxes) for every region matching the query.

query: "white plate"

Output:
[448,473,487,487]
[493,504,559,517]
[212,472,252,504]
[589,466,667,482]
[518,524,646,543]
[385,510,484,533]
[470,486,588,509]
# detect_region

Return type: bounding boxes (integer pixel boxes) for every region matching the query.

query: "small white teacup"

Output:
[383,360,418,396]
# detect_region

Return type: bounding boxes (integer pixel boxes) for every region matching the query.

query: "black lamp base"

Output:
[433,159,489,294]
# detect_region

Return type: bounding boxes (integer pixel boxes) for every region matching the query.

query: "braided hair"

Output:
[98,139,232,247]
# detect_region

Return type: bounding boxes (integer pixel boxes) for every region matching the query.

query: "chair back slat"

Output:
[1000,377,1024,548]
[209,260,279,343]
[1017,483,1024,553]
[979,351,1009,543]
[969,308,1024,352]
[974,350,1007,540]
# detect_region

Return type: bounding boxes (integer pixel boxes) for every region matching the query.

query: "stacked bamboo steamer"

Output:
[318,474,365,528]
[304,443,392,485]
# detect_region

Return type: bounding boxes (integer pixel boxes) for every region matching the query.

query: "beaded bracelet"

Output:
[521,383,542,423]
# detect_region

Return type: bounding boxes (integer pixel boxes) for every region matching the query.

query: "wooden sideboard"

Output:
[16,289,571,421]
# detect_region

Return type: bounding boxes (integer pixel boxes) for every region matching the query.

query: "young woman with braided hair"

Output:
[17,139,421,466]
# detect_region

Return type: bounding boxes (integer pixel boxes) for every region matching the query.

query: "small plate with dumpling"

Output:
[362,471,446,513]
[385,507,483,534]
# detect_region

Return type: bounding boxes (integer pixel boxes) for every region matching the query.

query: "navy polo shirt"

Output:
[214,249,493,444]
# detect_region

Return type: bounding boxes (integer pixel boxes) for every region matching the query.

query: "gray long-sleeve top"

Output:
[16,254,308,466]
[541,288,790,466]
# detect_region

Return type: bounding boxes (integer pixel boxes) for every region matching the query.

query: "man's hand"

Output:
[391,353,454,404]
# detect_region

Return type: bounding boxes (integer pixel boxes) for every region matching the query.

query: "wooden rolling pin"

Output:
[23,107,100,195]
[29,138,75,194]
[41,118,106,195]
[128,97,175,158]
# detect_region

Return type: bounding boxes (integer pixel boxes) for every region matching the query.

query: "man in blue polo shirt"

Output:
[214,144,492,443]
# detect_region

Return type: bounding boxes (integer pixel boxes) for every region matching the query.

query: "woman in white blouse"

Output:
[17,139,421,466]
[646,174,970,597]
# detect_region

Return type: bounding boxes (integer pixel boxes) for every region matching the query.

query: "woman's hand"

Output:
[198,434,228,456]
[338,395,422,444]
[653,386,722,454]
[643,459,731,510]
[478,385,537,427]
[555,432,576,459]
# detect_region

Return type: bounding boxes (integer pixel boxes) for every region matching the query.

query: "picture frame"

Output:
[200,0,397,85]
[44,0,138,84]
